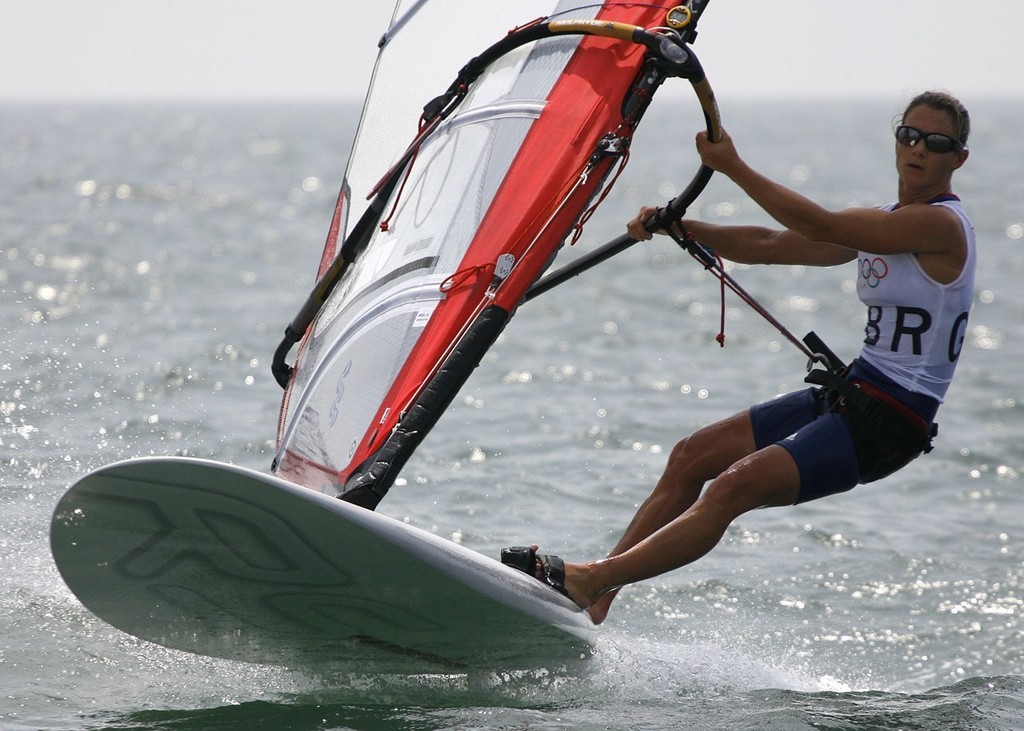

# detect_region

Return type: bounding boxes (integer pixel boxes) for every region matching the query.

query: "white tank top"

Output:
[856,198,976,402]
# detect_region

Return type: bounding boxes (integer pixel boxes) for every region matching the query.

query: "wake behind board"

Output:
[50,457,593,672]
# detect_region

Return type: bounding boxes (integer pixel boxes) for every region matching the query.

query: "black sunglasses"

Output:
[895,125,964,154]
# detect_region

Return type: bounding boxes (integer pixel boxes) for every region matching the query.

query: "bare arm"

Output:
[683,219,856,267]
[695,130,966,258]
[625,206,855,267]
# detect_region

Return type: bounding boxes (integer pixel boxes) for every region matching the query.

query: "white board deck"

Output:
[50,457,594,672]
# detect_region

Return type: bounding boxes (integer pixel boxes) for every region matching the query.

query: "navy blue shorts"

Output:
[749,359,940,503]
[750,387,860,504]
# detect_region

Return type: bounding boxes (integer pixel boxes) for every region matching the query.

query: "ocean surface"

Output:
[2,96,1022,730]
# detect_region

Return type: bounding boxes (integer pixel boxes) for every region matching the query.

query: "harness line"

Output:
[666,223,830,368]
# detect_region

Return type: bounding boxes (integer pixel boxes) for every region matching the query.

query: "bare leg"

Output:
[586,410,759,623]
[573,442,801,622]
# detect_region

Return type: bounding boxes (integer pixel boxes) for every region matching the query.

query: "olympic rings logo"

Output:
[860,257,889,288]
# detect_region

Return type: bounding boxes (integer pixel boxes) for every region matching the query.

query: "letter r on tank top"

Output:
[890,306,932,355]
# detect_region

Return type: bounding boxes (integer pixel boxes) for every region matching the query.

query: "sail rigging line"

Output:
[364,86,468,202]
[377,117,429,233]
[439,262,496,295]
[569,134,632,246]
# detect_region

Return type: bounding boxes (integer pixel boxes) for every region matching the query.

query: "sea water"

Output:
[2,98,1023,729]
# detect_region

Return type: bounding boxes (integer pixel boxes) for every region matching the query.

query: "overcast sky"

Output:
[3,1,1021,102]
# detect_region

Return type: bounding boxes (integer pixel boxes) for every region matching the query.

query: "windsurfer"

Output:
[507,91,975,624]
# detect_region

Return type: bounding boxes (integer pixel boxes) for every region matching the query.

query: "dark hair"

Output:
[903,91,970,147]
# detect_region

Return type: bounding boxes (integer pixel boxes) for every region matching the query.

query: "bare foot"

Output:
[559,560,619,624]
[584,588,619,625]
[521,545,595,614]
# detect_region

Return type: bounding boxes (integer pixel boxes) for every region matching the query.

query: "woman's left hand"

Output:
[627,205,661,240]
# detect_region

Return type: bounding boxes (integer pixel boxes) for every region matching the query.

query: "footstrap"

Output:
[500,546,535,574]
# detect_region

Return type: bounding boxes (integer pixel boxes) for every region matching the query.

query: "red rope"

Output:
[440,263,493,293]
[569,147,630,246]
[379,121,425,233]
[714,251,726,347]
[676,229,816,360]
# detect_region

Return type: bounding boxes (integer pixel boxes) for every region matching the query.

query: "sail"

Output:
[272,1,719,508]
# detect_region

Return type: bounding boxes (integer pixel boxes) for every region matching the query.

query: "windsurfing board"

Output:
[50,457,594,672]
